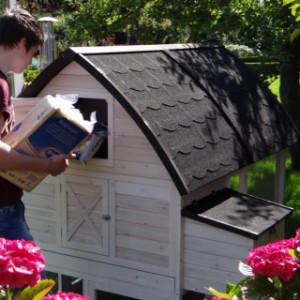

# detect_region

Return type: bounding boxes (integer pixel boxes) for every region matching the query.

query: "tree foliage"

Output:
[17,0,73,14]
[14,0,300,169]
[283,0,300,40]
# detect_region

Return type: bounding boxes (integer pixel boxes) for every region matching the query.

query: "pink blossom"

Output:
[0,238,45,288]
[246,239,300,282]
[43,292,90,300]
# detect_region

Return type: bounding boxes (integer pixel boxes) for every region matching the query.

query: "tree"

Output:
[16,0,300,168]
[283,0,300,41]
[17,0,73,15]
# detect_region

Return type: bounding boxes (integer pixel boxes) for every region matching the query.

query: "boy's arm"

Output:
[0,112,73,176]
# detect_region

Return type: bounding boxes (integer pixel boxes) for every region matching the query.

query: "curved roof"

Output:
[20,44,300,196]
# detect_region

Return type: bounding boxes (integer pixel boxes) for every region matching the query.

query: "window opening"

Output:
[74,98,108,159]
[45,271,84,295]
[62,275,83,294]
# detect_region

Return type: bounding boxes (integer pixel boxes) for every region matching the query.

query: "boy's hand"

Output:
[47,152,75,176]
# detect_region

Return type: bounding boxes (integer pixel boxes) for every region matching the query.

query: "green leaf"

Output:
[290,27,300,42]
[18,279,56,300]
[245,275,278,300]
[283,0,296,5]
[206,287,232,298]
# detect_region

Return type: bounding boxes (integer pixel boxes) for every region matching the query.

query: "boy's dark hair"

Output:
[0,8,44,51]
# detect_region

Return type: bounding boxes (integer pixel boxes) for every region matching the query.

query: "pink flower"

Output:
[0,238,45,288]
[204,297,232,300]
[43,292,90,300]
[246,239,300,282]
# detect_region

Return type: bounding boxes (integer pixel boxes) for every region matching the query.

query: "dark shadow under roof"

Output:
[20,44,300,196]
[181,188,293,239]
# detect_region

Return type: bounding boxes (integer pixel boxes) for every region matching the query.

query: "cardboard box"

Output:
[0,95,92,191]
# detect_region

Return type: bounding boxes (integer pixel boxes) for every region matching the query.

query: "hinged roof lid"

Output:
[182,188,293,239]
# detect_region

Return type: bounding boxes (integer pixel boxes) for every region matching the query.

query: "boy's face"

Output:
[12,37,40,74]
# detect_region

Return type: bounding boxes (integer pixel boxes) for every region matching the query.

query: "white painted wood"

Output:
[44,250,175,292]
[183,219,253,247]
[184,235,252,258]
[114,180,172,200]
[23,177,58,247]
[59,61,95,76]
[182,217,287,296]
[61,174,109,255]
[47,74,101,90]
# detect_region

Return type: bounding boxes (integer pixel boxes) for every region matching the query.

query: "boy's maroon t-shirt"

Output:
[0,71,23,207]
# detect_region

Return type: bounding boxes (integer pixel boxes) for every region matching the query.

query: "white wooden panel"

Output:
[59,61,91,76]
[115,247,169,269]
[27,218,56,236]
[183,276,231,295]
[115,132,153,149]
[115,181,171,201]
[77,160,170,181]
[116,235,169,256]
[184,235,252,259]
[182,217,284,296]
[183,218,253,247]
[23,180,56,209]
[116,221,168,242]
[44,250,175,291]
[61,174,109,255]
[112,180,172,271]
[115,146,162,164]
[29,229,56,245]
[184,263,243,286]
[114,100,131,118]
[116,207,169,228]
[116,193,169,215]
[47,74,101,90]
[115,117,144,135]
[183,249,241,273]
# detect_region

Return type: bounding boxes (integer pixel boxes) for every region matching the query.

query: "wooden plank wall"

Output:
[182,218,253,294]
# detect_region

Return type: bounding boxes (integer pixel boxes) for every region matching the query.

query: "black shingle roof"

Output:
[20,44,300,196]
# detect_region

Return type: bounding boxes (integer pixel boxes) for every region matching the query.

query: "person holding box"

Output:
[0,8,73,242]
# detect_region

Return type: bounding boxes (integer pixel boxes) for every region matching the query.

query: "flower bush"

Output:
[205,228,300,300]
[0,238,89,300]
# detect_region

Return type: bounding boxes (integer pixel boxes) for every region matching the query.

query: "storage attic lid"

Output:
[181,188,293,239]
[20,44,300,196]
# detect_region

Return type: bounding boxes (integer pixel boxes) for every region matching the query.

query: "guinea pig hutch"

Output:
[13,44,299,300]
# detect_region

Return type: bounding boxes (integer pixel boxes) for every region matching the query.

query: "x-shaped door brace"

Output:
[66,183,103,243]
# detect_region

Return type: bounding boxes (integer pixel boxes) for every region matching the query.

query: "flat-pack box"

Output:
[0,95,92,191]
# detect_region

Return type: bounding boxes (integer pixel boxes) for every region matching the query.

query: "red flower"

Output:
[43,291,90,300]
[0,238,45,288]
[246,239,300,282]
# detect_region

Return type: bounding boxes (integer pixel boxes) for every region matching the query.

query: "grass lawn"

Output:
[268,76,281,101]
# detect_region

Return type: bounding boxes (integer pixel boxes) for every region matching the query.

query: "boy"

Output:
[0,7,73,241]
